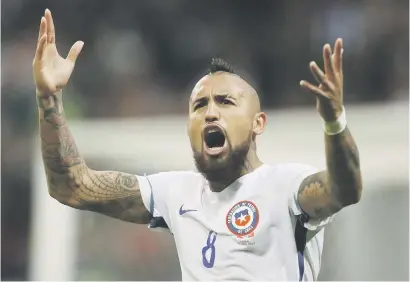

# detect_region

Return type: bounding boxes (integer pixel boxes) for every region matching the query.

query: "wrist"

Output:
[36,91,63,110]
[323,107,347,135]
[36,88,61,97]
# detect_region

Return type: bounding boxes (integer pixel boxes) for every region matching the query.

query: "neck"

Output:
[209,144,263,192]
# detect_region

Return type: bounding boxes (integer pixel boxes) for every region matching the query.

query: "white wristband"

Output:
[323,107,347,135]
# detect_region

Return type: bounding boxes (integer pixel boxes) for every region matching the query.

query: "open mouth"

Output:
[203,125,227,155]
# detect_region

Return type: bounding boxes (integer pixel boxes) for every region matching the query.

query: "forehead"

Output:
[190,73,248,102]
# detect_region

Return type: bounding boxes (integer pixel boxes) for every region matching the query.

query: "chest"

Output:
[170,182,295,273]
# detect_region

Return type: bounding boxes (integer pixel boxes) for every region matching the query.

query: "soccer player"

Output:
[33,9,362,281]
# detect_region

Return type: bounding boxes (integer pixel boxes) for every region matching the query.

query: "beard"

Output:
[193,136,252,187]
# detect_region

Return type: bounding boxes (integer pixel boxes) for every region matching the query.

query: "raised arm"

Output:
[298,38,363,219]
[33,9,150,224]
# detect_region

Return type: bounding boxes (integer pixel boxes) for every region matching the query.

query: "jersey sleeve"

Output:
[284,163,335,231]
[136,171,187,232]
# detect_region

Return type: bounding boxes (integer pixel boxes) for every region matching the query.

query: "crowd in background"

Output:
[2,0,408,280]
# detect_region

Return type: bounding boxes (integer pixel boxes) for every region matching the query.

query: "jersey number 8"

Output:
[202,230,217,268]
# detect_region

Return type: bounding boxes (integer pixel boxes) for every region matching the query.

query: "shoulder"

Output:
[257,163,321,181]
[142,170,201,181]
[272,163,322,184]
[274,162,321,173]
[255,163,323,199]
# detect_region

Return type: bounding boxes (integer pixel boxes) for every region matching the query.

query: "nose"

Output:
[205,102,220,123]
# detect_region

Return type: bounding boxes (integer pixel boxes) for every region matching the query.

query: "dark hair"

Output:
[208,58,236,75]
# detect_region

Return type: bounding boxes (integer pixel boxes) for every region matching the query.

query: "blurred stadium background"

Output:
[2,0,409,280]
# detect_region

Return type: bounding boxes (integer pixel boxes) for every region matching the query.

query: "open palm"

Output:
[33,9,84,95]
[300,39,344,121]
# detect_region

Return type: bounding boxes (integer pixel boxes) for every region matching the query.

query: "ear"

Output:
[253,112,267,135]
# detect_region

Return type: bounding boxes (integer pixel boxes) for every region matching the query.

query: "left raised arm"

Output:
[298,127,362,219]
[298,38,363,219]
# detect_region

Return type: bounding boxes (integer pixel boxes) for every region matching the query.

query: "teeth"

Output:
[208,146,224,152]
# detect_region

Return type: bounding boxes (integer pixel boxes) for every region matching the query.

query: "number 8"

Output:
[202,230,217,268]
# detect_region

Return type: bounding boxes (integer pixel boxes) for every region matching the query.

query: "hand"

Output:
[33,9,84,96]
[300,38,344,121]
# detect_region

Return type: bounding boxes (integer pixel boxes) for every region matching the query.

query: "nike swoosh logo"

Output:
[179,204,197,215]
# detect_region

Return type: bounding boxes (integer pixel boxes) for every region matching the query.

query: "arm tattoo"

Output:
[325,127,362,205]
[38,91,150,223]
[71,166,150,223]
[38,92,82,173]
[41,128,81,174]
[37,93,66,127]
[298,127,362,219]
[297,171,339,219]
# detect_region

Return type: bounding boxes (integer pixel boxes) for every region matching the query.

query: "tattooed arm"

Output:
[38,91,150,224]
[297,39,362,220]
[297,128,363,219]
[33,11,150,223]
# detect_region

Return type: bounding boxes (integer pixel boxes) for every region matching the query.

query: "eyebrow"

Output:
[192,96,208,105]
[215,92,236,99]
[192,92,239,104]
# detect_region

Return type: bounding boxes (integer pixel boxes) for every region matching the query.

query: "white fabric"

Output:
[137,163,334,281]
[323,107,347,135]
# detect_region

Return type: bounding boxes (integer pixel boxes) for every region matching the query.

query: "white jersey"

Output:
[137,163,334,281]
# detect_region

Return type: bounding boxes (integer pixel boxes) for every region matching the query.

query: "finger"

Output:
[66,41,84,63]
[35,34,47,60]
[333,38,343,72]
[323,44,335,78]
[300,80,330,99]
[309,61,326,84]
[45,9,55,44]
[310,62,335,91]
[37,17,47,43]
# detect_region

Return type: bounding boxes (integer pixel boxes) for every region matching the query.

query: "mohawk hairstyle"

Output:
[208,58,236,75]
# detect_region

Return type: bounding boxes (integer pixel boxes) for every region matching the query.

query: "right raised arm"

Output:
[39,93,150,223]
[34,9,150,224]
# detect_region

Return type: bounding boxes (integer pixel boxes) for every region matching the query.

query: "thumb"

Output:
[66,41,84,63]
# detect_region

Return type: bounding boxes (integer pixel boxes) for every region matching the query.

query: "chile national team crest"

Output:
[226,201,259,240]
